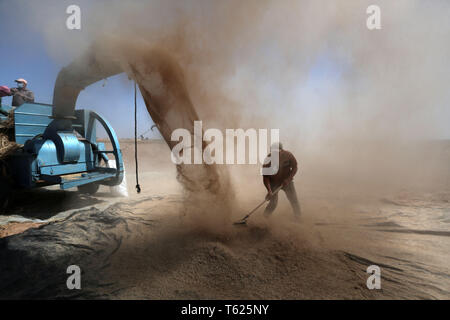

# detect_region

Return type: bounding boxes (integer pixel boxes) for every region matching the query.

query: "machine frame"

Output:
[0,102,124,211]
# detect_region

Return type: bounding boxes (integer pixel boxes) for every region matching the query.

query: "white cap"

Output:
[15,78,27,85]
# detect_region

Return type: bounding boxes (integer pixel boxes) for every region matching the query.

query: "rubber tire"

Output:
[0,178,12,214]
[77,183,100,195]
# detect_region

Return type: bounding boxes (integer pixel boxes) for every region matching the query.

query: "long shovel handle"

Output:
[235,186,282,223]
[241,199,268,220]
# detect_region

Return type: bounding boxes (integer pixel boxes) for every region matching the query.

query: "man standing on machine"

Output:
[8,78,34,107]
[262,142,301,218]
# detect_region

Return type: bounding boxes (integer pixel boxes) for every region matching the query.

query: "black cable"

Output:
[134,81,141,193]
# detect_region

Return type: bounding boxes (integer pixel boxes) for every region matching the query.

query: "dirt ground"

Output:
[0,140,449,299]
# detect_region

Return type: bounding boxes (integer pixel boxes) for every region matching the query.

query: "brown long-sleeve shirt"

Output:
[262,149,298,189]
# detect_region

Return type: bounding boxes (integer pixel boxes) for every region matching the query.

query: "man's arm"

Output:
[263,176,272,193]
[263,176,273,200]
[25,90,35,102]
[262,154,273,199]
[10,89,34,103]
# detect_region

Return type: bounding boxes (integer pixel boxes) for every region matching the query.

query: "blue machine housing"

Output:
[0,102,123,191]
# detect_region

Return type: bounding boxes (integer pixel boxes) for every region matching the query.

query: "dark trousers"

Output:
[264,181,301,217]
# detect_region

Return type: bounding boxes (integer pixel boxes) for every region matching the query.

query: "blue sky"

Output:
[0,1,159,139]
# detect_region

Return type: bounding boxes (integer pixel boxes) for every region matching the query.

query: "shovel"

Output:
[233,186,282,225]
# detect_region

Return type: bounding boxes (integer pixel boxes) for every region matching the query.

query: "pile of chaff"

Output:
[0,111,19,159]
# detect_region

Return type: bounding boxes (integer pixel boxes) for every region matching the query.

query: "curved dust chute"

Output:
[52,38,234,230]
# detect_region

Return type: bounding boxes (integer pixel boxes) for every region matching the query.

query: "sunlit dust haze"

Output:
[14,0,450,197]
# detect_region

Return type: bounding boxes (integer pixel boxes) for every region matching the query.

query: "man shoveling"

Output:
[262,142,301,218]
[233,142,301,225]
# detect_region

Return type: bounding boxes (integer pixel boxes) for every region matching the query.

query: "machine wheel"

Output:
[0,177,12,214]
[77,183,100,195]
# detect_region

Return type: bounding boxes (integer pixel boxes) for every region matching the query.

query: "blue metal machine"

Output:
[0,102,124,210]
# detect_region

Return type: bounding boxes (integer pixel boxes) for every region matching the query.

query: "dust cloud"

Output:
[17,0,450,226]
[1,1,449,299]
